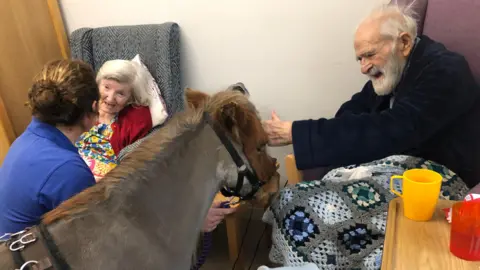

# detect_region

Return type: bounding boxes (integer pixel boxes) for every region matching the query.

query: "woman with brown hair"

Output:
[0,60,99,236]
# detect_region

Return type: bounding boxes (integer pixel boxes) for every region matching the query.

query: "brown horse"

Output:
[0,87,279,270]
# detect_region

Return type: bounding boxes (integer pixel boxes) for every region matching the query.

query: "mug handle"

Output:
[390,176,403,197]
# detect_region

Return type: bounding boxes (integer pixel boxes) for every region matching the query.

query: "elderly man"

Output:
[264,5,480,188]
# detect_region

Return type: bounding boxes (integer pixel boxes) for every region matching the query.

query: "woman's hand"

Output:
[202,201,237,232]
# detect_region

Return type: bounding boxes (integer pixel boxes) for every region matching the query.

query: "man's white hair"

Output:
[96,60,150,106]
[363,3,419,41]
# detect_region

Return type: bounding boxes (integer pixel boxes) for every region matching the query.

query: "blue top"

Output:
[0,118,95,235]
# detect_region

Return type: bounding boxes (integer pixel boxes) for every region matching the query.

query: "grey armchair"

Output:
[69,22,183,160]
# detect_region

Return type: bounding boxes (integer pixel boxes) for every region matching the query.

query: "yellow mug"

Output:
[390,169,442,221]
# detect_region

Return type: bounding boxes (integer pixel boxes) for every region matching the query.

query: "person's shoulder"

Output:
[419,35,470,72]
[46,157,94,186]
[6,131,74,167]
[39,156,94,209]
[118,105,152,125]
[120,105,151,117]
[410,36,479,98]
[2,144,92,194]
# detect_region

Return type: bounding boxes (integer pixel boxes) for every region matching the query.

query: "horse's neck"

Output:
[49,123,230,269]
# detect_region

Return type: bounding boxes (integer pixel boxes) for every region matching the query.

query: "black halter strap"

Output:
[9,238,26,268]
[5,224,70,270]
[37,223,70,270]
[203,112,263,200]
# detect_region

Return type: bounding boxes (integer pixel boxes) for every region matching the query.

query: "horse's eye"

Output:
[257,145,266,152]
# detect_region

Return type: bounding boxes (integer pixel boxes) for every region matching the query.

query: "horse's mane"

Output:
[42,90,262,225]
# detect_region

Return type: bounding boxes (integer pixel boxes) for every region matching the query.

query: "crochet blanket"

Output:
[263,155,469,270]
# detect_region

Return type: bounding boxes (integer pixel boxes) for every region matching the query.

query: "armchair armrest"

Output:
[284,154,332,185]
[285,154,302,185]
[470,182,480,194]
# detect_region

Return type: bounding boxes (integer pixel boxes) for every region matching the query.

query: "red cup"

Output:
[450,201,480,261]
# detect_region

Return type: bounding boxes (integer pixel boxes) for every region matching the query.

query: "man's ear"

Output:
[398,32,413,57]
[185,88,209,109]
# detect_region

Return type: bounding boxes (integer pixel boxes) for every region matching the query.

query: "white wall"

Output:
[60,0,387,178]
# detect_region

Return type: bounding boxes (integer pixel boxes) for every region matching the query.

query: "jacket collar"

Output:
[392,36,423,95]
[27,118,78,153]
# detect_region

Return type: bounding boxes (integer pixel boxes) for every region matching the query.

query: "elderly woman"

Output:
[0,60,99,235]
[76,59,235,232]
[76,60,153,180]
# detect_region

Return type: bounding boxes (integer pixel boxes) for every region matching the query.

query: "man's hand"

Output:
[202,201,237,232]
[263,111,293,146]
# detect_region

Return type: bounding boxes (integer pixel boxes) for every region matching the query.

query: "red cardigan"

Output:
[110,105,152,155]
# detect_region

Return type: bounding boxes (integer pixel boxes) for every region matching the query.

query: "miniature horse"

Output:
[0,88,279,270]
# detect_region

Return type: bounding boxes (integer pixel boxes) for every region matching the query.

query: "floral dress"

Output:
[76,117,119,181]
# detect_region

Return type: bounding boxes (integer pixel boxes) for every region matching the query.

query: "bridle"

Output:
[203,112,265,201]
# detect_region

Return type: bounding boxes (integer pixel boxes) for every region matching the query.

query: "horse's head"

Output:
[185,87,280,205]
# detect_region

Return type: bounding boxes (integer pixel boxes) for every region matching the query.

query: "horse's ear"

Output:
[185,88,209,109]
[219,102,247,135]
[220,102,237,131]
[227,82,249,96]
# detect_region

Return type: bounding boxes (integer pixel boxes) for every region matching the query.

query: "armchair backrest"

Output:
[395,0,480,193]
[394,0,428,35]
[394,0,480,83]
[421,0,480,83]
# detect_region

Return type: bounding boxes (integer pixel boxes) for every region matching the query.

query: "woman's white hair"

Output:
[96,60,150,106]
[362,3,419,41]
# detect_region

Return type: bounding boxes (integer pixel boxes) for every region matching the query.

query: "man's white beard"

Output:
[368,50,407,96]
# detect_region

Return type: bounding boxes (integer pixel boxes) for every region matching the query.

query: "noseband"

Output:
[203,112,264,201]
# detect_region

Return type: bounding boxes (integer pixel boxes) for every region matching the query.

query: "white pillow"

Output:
[131,54,169,126]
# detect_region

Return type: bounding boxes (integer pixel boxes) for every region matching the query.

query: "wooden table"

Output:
[382,198,480,269]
